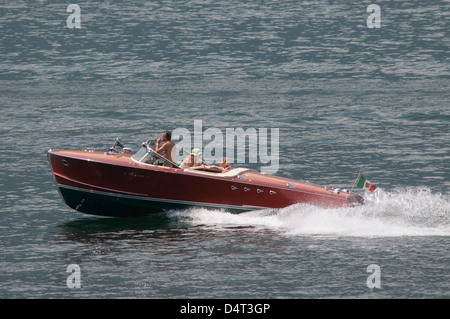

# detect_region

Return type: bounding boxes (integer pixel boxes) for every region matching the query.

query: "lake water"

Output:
[0,0,449,300]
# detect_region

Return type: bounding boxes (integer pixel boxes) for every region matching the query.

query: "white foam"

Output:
[170,187,450,237]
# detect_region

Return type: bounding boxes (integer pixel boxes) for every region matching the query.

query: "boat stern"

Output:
[347,193,365,206]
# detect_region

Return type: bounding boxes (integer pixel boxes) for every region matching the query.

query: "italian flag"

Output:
[356,174,376,192]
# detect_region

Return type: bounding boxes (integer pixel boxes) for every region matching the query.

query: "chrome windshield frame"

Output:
[132,142,181,169]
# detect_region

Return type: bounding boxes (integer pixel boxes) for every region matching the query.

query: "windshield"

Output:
[132,143,180,169]
[132,147,148,162]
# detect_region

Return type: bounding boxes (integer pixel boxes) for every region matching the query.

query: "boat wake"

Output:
[169,187,450,237]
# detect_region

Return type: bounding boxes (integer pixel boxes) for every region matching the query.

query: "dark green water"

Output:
[0,1,449,299]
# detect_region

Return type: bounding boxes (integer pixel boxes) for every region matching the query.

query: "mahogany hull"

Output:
[48,149,363,217]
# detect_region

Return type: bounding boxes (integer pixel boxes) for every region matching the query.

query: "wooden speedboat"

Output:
[47,139,364,217]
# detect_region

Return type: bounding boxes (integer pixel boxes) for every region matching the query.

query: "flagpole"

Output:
[350,169,362,193]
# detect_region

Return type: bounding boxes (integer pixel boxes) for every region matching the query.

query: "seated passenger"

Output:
[180,148,203,169]
[198,157,232,173]
[220,157,232,173]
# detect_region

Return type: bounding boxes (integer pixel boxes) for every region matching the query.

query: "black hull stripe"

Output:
[57,184,267,212]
